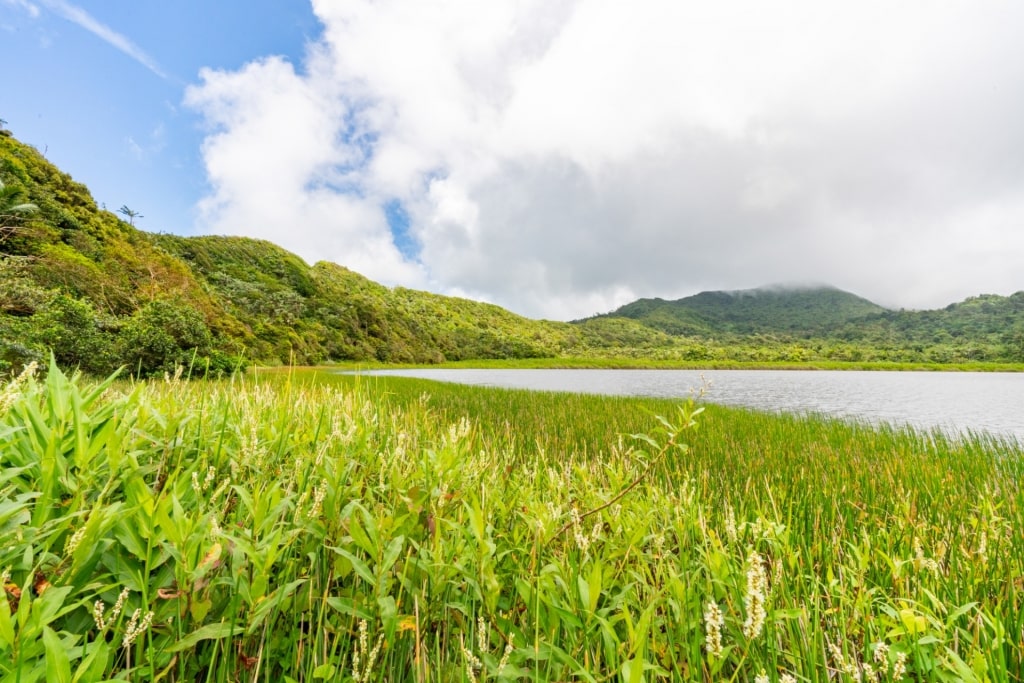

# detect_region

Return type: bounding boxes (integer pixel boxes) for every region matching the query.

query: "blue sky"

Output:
[2,0,318,233]
[4,1,1024,320]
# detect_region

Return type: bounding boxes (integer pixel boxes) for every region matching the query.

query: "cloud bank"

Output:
[185,0,1024,319]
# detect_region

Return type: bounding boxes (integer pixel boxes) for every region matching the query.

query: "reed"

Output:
[0,363,1020,681]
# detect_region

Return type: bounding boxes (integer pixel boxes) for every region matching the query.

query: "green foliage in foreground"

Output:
[1,364,1022,681]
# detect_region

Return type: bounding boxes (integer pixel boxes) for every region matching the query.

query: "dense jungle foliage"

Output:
[1,126,1022,376]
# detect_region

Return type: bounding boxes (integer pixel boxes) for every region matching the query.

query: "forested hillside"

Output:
[0,130,591,374]
[2,126,1022,375]
[606,286,886,336]
[590,285,1024,363]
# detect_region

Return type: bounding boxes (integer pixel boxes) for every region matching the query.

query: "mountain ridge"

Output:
[597,284,888,337]
[2,126,1023,373]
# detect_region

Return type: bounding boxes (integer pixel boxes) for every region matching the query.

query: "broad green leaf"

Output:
[328,547,375,585]
[166,622,238,653]
[42,626,71,683]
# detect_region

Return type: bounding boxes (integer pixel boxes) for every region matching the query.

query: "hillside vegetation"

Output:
[2,127,1023,375]
[589,285,1024,364]
[0,131,597,374]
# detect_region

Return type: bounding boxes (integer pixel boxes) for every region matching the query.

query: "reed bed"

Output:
[0,363,1021,682]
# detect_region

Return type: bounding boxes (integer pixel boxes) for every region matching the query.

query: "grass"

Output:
[1,362,1021,681]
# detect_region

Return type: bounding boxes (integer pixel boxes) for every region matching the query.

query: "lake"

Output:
[355,368,1024,443]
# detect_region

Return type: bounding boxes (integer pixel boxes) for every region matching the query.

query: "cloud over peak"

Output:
[186,0,1024,319]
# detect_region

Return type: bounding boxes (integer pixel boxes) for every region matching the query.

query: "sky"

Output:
[3,1,1024,321]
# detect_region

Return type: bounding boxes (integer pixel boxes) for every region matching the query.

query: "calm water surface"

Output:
[357,368,1024,443]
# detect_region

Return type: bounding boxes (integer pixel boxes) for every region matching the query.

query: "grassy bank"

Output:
[1,364,1021,681]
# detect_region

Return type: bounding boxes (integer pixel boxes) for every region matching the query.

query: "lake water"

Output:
[356,368,1024,443]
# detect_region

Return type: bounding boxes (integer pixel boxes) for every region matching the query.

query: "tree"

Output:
[0,179,39,243]
[117,205,143,226]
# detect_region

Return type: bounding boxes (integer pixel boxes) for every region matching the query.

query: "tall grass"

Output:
[0,363,1020,681]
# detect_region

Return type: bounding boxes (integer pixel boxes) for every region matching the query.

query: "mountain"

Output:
[0,129,598,375]
[585,284,1024,363]
[603,285,887,336]
[2,125,1022,373]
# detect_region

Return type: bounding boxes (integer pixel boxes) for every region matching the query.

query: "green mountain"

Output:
[2,125,1022,373]
[0,129,602,375]
[605,285,886,336]
[587,284,1024,363]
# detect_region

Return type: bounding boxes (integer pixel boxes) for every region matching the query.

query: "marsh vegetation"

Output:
[1,364,1021,681]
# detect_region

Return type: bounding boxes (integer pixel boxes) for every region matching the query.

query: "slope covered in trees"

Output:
[588,285,1024,363]
[1,128,682,374]
[0,130,591,374]
[605,285,886,336]
[2,126,1022,374]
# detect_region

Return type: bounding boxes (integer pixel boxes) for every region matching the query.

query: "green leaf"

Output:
[71,640,109,683]
[32,586,73,630]
[328,546,375,585]
[312,664,335,679]
[380,535,405,574]
[166,622,238,653]
[0,588,14,647]
[43,626,72,683]
[190,598,212,623]
[620,657,644,683]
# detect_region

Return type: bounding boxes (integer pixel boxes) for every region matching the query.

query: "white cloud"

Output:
[40,0,167,79]
[186,0,1024,319]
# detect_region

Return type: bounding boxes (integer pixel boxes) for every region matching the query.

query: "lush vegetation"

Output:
[591,286,1024,365]
[604,287,887,336]
[2,364,1021,681]
[3,127,1023,376]
[0,129,591,375]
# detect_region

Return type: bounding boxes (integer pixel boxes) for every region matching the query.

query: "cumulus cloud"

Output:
[186,0,1024,319]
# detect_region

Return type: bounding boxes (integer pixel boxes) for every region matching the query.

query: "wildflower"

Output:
[829,642,846,671]
[122,607,154,646]
[570,507,590,552]
[497,636,515,676]
[725,506,738,541]
[891,651,907,681]
[755,670,769,683]
[743,550,768,640]
[461,634,484,683]
[94,587,130,630]
[703,600,725,658]
[351,619,384,683]
[477,615,489,653]
[831,652,860,680]
[92,600,106,630]
[913,536,940,574]
[780,674,797,683]
[872,641,889,668]
[308,479,328,518]
[64,526,87,557]
[0,360,37,413]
